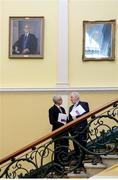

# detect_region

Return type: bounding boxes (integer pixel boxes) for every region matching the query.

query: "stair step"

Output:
[65,155,118,178]
[101,155,118,167]
[67,171,89,178]
[84,163,107,177]
[91,163,118,177]
[101,154,118,159]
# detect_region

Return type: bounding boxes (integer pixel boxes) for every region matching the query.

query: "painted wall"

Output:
[69,0,118,87]
[0,91,117,158]
[0,93,52,157]
[0,0,118,88]
[0,0,57,88]
[0,0,118,159]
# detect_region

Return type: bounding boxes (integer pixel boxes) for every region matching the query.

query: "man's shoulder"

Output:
[29,33,36,38]
[79,101,88,105]
[69,104,74,110]
[18,34,24,39]
[49,105,56,111]
[79,101,89,112]
[49,105,54,110]
[60,106,66,112]
[60,106,65,109]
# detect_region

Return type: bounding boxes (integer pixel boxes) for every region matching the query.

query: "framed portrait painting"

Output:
[9,16,44,59]
[82,19,116,61]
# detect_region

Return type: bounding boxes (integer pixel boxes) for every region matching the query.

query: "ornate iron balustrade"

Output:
[0,100,118,178]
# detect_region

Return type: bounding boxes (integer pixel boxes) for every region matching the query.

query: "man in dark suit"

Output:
[13,24,37,55]
[68,92,89,172]
[49,96,69,169]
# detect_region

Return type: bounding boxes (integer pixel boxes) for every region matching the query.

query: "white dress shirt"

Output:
[55,105,63,113]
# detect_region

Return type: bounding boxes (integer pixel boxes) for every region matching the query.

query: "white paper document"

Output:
[58,113,68,125]
[70,104,86,117]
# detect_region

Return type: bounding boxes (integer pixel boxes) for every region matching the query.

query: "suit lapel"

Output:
[76,101,83,108]
[70,105,74,112]
[54,105,62,113]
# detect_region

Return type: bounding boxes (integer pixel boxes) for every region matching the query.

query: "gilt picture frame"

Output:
[9,16,44,59]
[82,20,116,61]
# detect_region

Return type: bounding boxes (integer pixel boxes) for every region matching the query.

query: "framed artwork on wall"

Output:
[9,16,44,59]
[82,19,116,61]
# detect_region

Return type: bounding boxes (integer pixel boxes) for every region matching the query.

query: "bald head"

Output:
[52,95,63,105]
[70,92,80,104]
[24,24,30,33]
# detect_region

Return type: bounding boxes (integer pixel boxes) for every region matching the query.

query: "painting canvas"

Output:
[9,17,44,59]
[82,20,116,61]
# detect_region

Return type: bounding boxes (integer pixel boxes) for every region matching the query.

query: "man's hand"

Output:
[14,46,20,54]
[22,48,30,54]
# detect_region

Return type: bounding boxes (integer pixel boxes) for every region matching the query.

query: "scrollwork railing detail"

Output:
[0,102,118,178]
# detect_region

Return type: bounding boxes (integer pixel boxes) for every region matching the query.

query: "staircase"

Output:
[67,155,118,178]
[0,98,118,178]
[93,163,118,177]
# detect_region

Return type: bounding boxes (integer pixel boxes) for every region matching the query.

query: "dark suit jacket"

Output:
[49,105,67,131]
[68,101,89,134]
[13,33,37,54]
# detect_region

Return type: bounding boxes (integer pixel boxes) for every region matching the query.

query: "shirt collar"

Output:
[25,32,29,37]
[55,104,61,109]
[74,100,80,107]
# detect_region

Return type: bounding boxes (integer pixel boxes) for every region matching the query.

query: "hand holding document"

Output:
[70,104,86,117]
[58,113,68,125]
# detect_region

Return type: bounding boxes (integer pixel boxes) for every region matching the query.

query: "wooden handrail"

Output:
[0,98,118,165]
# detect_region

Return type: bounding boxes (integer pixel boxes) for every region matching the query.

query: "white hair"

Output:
[70,92,80,99]
[52,95,62,104]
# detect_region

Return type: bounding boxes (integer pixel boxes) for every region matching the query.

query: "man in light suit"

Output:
[68,92,89,172]
[13,24,37,55]
[49,96,69,169]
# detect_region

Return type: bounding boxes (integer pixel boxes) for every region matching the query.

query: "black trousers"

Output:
[53,132,69,167]
[70,128,87,167]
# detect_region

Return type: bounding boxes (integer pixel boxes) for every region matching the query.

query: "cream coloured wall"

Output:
[0,91,118,158]
[0,95,2,156]
[0,0,118,88]
[69,0,118,87]
[0,0,2,158]
[0,0,118,160]
[0,93,52,158]
[0,0,58,87]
